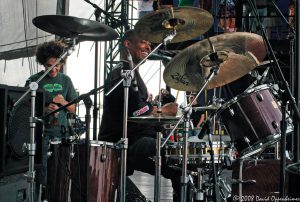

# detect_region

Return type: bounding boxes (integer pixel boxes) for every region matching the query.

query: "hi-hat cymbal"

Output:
[163,32,267,91]
[32,15,119,41]
[193,104,220,111]
[134,7,213,43]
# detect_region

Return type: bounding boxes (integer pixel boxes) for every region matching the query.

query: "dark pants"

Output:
[127,136,182,201]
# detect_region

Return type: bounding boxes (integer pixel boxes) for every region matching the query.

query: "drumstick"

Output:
[175,90,180,103]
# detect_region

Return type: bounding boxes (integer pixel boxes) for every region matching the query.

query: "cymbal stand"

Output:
[106,32,176,202]
[211,87,224,163]
[13,39,76,202]
[162,63,221,202]
[206,117,221,202]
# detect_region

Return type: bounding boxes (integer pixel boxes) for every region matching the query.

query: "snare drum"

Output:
[46,140,74,202]
[165,139,228,164]
[71,141,120,202]
[218,85,282,157]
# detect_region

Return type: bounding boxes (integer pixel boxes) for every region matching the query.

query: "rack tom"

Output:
[218,85,282,158]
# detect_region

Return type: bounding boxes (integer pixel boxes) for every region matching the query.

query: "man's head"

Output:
[189,92,198,105]
[36,40,68,78]
[121,30,151,65]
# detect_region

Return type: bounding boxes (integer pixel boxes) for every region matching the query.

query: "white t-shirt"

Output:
[138,0,154,12]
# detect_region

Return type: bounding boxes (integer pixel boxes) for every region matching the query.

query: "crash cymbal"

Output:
[164,32,266,91]
[32,15,118,41]
[134,7,213,43]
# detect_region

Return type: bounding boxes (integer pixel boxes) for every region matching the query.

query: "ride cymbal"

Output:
[134,6,213,43]
[163,32,266,91]
[32,15,119,41]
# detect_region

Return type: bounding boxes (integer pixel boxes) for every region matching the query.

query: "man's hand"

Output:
[161,102,178,116]
[46,103,59,116]
[52,94,67,106]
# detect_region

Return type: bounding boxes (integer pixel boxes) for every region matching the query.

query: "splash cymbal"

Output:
[32,15,119,41]
[163,32,266,91]
[134,7,213,43]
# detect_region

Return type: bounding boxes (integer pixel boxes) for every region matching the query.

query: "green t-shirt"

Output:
[25,72,77,137]
[179,0,193,6]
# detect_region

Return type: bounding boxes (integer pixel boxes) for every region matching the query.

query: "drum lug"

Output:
[101,142,107,162]
[229,108,234,116]
[256,93,264,101]
[272,121,279,130]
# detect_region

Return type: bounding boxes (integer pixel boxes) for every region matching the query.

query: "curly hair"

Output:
[36,40,68,65]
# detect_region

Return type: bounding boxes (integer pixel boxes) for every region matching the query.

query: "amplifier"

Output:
[0,173,28,202]
[0,84,44,177]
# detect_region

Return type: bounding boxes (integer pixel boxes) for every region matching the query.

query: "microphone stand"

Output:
[246,0,300,198]
[92,2,101,142]
[83,0,122,142]
[83,0,124,29]
[13,39,76,202]
[106,31,176,202]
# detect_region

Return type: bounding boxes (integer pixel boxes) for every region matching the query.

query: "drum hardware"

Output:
[245,0,300,197]
[218,85,283,159]
[208,130,222,202]
[162,63,223,202]
[195,168,204,201]
[100,142,107,162]
[219,177,232,201]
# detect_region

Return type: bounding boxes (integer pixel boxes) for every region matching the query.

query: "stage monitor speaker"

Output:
[0,84,44,177]
[0,173,28,202]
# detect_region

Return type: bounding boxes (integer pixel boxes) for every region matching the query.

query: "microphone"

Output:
[198,119,211,139]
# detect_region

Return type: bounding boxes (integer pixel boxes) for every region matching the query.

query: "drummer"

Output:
[99,29,184,201]
[25,40,78,195]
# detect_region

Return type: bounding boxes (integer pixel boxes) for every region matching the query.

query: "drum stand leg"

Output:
[180,114,190,202]
[206,119,221,202]
[195,168,204,201]
[154,132,162,202]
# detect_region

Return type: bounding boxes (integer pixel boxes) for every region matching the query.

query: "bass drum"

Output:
[218,85,282,158]
[286,162,300,198]
[71,141,120,202]
[232,159,280,199]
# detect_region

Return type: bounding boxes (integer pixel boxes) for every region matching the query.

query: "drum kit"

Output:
[18,4,296,202]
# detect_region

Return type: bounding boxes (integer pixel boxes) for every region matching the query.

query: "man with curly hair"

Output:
[25,40,77,199]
